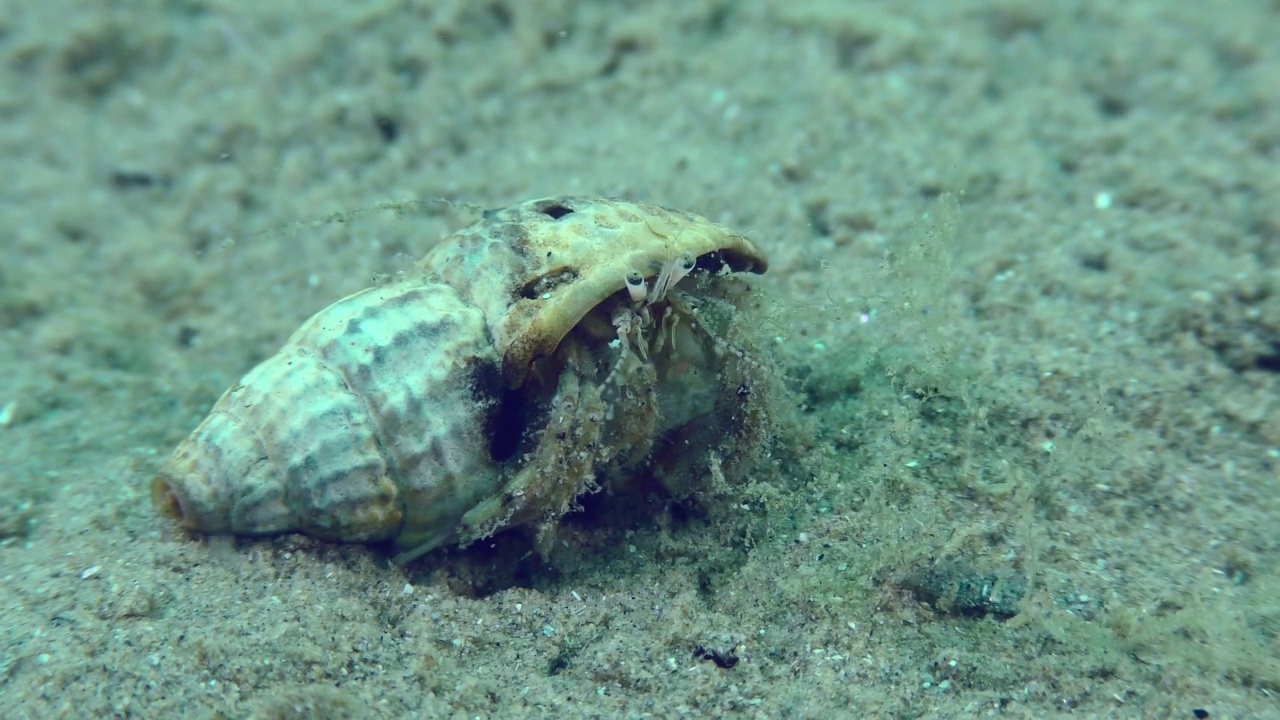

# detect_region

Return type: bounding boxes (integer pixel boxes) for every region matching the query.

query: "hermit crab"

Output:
[152,196,774,563]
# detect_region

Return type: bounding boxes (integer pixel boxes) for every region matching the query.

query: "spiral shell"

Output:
[153,196,772,562]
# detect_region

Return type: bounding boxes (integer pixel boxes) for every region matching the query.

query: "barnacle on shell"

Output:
[152,196,775,563]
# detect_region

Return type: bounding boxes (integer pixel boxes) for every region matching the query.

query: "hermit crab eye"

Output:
[670,252,697,286]
[625,270,647,304]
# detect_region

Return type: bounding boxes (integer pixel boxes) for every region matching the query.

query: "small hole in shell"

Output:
[518,267,579,299]
[539,202,574,219]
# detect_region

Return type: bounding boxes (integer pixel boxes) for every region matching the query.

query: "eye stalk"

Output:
[648,252,697,305]
[672,252,696,285]
[625,270,648,304]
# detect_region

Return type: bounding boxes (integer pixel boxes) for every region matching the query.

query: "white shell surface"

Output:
[154,277,502,548]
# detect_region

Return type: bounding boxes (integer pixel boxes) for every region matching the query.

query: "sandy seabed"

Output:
[3,1,1280,718]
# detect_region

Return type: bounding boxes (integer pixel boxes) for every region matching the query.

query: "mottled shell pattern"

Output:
[153,196,773,563]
